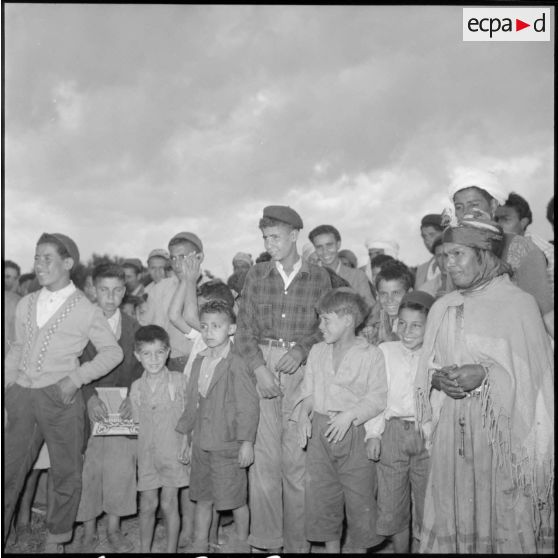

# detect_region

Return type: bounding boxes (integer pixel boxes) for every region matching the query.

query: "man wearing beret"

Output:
[414,213,444,290]
[235,206,331,552]
[3,233,123,553]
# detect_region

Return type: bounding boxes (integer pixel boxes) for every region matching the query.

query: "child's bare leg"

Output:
[179,487,195,546]
[325,539,341,553]
[208,507,219,545]
[82,518,97,542]
[160,487,180,553]
[392,527,410,554]
[139,489,158,552]
[192,500,213,548]
[232,504,249,541]
[106,514,119,535]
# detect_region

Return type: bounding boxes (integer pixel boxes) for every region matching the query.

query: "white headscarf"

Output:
[448,168,509,205]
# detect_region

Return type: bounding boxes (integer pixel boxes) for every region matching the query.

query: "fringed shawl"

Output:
[415,275,554,538]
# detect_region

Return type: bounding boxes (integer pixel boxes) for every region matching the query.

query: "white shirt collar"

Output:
[106,308,121,336]
[38,281,76,303]
[275,258,302,289]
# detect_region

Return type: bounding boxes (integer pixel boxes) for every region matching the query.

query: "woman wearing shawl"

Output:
[415,216,554,553]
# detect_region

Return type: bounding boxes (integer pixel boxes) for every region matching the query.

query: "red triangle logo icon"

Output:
[516,19,530,31]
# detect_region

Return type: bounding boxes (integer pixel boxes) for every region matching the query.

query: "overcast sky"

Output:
[3,5,554,279]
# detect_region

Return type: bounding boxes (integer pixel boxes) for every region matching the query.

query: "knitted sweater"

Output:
[4,290,123,389]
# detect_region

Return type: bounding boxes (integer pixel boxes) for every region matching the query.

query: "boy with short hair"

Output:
[297,288,387,553]
[75,263,143,552]
[176,300,259,553]
[3,233,123,553]
[129,325,189,553]
[168,257,238,549]
[366,290,434,553]
[368,260,414,345]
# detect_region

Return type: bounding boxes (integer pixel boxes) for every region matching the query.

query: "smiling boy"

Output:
[3,233,123,553]
[366,290,434,553]
[297,288,387,553]
[369,260,415,345]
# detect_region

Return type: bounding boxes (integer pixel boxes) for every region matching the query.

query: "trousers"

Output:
[248,344,310,552]
[4,383,85,544]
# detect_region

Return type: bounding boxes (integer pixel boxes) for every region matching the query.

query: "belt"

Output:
[259,338,296,349]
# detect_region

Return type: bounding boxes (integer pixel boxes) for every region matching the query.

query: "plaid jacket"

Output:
[234,259,331,372]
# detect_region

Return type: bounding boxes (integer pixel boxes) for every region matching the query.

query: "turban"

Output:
[442,215,504,255]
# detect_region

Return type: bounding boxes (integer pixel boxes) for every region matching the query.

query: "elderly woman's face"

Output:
[444,242,481,288]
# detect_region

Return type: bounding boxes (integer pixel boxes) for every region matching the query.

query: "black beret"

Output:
[262,205,303,229]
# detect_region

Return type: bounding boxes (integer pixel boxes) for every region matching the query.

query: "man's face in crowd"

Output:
[453,187,495,221]
[169,241,200,276]
[377,278,408,318]
[420,226,442,254]
[123,266,140,291]
[312,233,341,269]
[34,243,72,291]
[495,206,527,236]
[148,256,167,284]
[4,267,19,292]
[262,224,297,263]
[95,277,126,318]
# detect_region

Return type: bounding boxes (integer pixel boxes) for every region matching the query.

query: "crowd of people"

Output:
[2,168,554,554]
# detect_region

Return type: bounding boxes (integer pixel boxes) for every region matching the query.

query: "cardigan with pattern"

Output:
[4,290,123,389]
